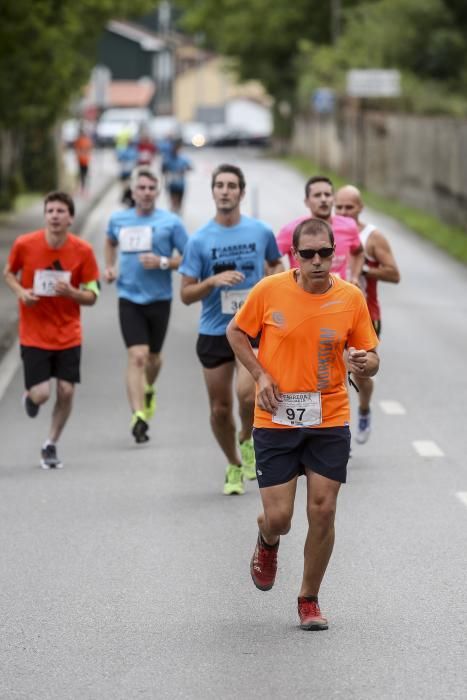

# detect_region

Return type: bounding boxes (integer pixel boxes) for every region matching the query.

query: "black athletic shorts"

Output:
[118,298,171,353]
[21,345,81,389]
[196,333,260,369]
[252,426,351,488]
[372,319,382,338]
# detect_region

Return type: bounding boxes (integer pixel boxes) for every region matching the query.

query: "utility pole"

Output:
[331,0,341,44]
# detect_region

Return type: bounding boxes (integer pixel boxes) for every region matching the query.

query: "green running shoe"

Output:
[240,437,257,480]
[144,385,157,421]
[223,464,245,495]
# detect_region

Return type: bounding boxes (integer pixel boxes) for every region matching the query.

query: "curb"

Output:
[73,175,117,235]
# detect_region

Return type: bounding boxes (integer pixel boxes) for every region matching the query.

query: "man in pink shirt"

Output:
[277,176,363,283]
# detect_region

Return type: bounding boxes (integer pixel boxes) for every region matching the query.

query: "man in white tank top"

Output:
[335,185,400,444]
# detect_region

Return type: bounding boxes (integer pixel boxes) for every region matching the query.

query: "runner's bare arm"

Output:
[349,246,365,285]
[3,262,39,306]
[227,318,282,413]
[139,253,180,270]
[104,238,118,283]
[54,281,98,306]
[348,347,379,377]
[180,270,245,305]
[264,258,284,275]
[366,231,400,283]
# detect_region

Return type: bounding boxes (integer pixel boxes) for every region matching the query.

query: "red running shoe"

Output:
[298,597,328,630]
[250,532,279,591]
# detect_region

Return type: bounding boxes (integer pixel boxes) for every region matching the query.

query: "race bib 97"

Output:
[119,226,152,253]
[33,270,71,297]
[272,392,322,427]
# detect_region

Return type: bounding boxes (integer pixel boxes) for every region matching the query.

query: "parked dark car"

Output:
[209,128,271,148]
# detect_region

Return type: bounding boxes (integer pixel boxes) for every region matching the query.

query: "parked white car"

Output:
[149,115,180,141]
[95,108,153,146]
[61,119,80,147]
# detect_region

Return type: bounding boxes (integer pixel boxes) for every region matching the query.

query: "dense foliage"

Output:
[0,0,155,208]
[177,0,467,116]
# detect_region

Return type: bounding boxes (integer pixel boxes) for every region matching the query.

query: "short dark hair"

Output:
[131,166,159,189]
[211,164,246,191]
[44,191,75,216]
[292,218,335,250]
[304,175,333,198]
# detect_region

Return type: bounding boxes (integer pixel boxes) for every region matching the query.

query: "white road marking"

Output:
[0,342,20,402]
[379,400,406,415]
[456,492,467,508]
[413,440,444,457]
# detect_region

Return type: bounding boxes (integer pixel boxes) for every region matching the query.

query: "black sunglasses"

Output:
[297,247,334,259]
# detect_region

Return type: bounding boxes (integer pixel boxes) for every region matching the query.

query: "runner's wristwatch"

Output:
[159,256,170,270]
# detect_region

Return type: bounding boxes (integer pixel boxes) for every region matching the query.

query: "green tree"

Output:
[296,0,467,114]
[176,0,365,137]
[0,0,156,209]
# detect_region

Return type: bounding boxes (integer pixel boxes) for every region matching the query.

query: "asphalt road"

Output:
[1,147,466,699]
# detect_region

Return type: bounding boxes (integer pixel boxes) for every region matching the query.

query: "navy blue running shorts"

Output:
[252,426,351,488]
[21,345,81,389]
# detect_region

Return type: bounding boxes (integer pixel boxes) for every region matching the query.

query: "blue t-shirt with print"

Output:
[107,207,188,304]
[179,215,281,335]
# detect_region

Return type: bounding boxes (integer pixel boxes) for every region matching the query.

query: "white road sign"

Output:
[346,69,401,97]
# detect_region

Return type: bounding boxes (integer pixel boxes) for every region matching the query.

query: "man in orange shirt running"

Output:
[227,218,379,631]
[74,128,93,194]
[4,191,100,469]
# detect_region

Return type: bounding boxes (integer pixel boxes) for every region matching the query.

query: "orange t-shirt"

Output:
[8,230,100,350]
[235,270,379,429]
[74,135,92,166]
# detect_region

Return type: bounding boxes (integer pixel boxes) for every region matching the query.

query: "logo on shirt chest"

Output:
[271,311,285,327]
[210,243,257,260]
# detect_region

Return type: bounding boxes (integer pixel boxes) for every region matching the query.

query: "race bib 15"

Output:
[33,269,71,297]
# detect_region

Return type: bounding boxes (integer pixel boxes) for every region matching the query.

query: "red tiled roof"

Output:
[85,80,156,108]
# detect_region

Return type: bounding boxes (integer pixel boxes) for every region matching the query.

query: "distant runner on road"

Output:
[161,138,192,214]
[104,167,188,444]
[3,191,100,469]
[73,128,93,194]
[227,217,379,630]
[335,184,400,444]
[179,164,283,495]
[277,175,364,283]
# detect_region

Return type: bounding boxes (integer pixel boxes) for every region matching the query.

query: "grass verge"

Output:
[14,193,43,212]
[284,155,467,265]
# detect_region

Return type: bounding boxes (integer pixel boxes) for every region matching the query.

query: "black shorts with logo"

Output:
[196,333,261,369]
[252,426,351,487]
[119,298,171,353]
[21,345,81,389]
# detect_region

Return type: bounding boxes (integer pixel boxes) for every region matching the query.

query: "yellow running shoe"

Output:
[223,464,245,495]
[240,437,257,480]
[144,385,157,421]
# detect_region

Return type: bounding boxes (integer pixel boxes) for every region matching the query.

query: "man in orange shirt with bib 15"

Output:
[4,191,100,469]
[227,218,379,631]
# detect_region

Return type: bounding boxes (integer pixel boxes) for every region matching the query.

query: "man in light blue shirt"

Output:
[104,166,188,444]
[180,164,282,494]
[161,138,192,214]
